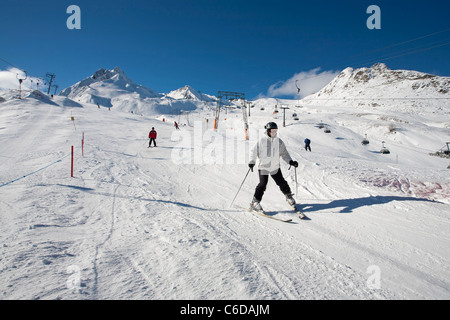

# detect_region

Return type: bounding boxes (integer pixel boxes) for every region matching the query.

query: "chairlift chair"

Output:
[380,141,390,154]
[361,134,370,145]
[444,142,450,155]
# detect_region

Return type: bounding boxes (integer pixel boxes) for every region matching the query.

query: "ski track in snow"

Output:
[0,97,449,300]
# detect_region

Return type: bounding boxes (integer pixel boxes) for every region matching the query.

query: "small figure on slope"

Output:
[248,122,298,213]
[148,127,157,148]
[304,138,311,152]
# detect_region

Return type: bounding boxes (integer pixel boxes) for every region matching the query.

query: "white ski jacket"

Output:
[249,132,292,175]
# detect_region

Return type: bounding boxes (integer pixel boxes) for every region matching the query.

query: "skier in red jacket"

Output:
[148,127,157,147]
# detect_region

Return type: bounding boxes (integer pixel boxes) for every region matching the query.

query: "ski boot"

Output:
[250,198,264,213]
[285,193,296,207]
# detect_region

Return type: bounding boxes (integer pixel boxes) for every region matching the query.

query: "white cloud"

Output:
[264,68,340,98]
[0,68,43,91]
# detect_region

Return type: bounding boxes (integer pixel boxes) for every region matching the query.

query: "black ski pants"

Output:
[149,138,156,147]
[253,169,291,202]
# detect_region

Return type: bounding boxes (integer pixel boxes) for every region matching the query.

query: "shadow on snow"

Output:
[300,195,438,213]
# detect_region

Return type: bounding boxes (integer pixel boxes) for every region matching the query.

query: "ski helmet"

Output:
[265,122,278,130]
[265,122,278,137]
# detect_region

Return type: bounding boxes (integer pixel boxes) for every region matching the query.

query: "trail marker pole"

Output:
[82,132,84,157]
[71,146,74,177]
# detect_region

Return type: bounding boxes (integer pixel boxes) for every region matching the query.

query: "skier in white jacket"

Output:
[248,122,298,213]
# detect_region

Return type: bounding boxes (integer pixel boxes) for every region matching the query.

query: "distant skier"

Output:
[148,127,157,147]
[304,138,311,152]
[248,122,298,213]
[174,121,180,130]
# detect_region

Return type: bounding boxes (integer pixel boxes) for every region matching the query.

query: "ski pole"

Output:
[288,164,298,197]
[230,168,251,208]
[294,166,298,197]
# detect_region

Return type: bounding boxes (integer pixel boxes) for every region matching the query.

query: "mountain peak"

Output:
[91,67,128,82]
[59,67,162,101]
[166,85,216,102]
[371,63,390,71]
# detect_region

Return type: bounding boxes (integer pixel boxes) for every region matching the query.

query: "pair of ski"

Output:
[248,204,306,223]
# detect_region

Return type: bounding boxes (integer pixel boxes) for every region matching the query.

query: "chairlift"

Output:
[16,70,28,99]
[361,134,370,145]
[444,142,450,156]
[380,141,390,154]
[430,142,450,158]
[273,102,279,114]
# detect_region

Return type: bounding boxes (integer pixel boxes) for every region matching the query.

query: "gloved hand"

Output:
[289,160,298,168]
[248,163,255,172]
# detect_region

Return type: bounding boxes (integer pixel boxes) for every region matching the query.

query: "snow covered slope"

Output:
[302,63,450,115]
[0,84,449,300]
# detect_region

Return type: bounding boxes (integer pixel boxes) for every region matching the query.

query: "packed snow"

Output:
[0,66,449,300]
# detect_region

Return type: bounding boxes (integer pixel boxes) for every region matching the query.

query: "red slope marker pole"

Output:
[82,132,84,157]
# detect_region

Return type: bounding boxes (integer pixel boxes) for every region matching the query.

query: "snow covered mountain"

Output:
[59,67,162,100]
[58,67,208,115]
[166,85,216,102]
[302,63,450,115]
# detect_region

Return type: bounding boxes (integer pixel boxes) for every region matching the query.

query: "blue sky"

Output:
[1,0,449,99]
